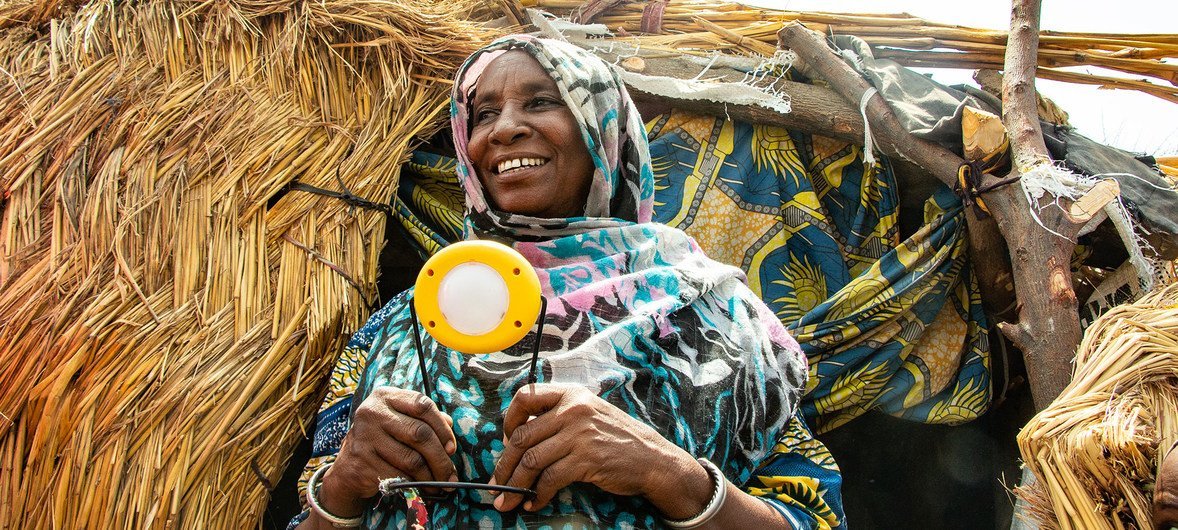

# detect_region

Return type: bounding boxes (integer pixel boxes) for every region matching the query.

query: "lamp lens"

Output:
[437,262,509,335]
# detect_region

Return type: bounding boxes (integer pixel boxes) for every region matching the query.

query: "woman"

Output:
[293,35,844,530]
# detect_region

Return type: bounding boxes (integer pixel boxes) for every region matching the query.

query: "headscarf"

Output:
[353,36,808,528]
[450,35,655,240]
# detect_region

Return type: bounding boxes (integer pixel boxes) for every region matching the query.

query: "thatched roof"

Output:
[0,0,490,527]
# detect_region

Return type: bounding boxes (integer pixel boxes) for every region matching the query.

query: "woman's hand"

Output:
[490,384,714,519]
[317,387,458,518]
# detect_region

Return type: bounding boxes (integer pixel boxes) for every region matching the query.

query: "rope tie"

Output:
[859,87,878,167]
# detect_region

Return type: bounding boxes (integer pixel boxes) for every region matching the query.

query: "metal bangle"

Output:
[306,463,364,528]
[662,458,728,529]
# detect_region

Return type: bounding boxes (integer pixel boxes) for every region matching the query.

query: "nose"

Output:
[488,106,531,145]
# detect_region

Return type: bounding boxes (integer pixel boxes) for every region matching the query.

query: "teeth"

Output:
[497,157,546,174]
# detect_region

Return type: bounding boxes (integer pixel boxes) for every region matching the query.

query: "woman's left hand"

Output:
[490,383,713,516]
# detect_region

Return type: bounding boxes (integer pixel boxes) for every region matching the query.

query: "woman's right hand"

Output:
[316,387,458,518]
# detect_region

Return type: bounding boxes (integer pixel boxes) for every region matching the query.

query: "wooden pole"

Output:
[982,0,1087,409]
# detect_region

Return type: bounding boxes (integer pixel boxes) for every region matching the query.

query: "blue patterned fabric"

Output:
[642,113,991,432]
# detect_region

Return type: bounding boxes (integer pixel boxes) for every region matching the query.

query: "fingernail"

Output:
[446,441,456,454]
[449,473,458,483]
[493,496,504,511]
[487,476,497,486]
[524,501,534,511]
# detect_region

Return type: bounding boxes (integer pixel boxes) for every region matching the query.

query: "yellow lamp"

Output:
[412,240,543,354]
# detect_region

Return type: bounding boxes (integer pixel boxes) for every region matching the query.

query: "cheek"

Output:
[572,143,595,190]
[559,122,594,179]
[466,133,491,184]
[466,131,486,168]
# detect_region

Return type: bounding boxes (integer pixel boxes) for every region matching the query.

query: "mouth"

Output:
[494,156,549,176]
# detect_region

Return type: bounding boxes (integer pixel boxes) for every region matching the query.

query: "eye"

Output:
[530,96,562,109]
[474,107,498,124]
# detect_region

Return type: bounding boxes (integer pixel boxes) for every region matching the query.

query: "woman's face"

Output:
[467,51,595,218]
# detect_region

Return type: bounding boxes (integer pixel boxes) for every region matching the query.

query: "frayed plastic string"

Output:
[1019,162,1098,239]
[691,52,721,81]
[1020,163,1162,290]
[838,48,865,72]
[859,87,878,167]
[739,49,796,103]
[1104,197,1156,291]
[1090,171,1178,192]
[762,50,795,92]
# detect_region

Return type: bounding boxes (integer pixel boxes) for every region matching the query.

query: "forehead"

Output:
[471,51,558,103]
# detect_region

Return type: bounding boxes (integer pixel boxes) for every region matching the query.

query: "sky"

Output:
[741,0,1178,156]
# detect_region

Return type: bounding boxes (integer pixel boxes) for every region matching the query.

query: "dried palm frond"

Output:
[0,0,495,528]
[1016,283,1178,529]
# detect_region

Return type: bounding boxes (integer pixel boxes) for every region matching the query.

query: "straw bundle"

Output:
[1016,282,1178,529]
[0,1,492,528]
[521,0,1178,103]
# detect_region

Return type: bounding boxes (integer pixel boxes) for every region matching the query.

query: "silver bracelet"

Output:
[662,458,728,529]
[306,463,364,528]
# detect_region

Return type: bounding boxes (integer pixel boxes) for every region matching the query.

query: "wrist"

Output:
[317,465,369,519]
[643,450,714,520]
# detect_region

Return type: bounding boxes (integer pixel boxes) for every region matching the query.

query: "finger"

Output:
[372,438,434,483]
[379,411,457,483]
[527,454,580,511]
[492,413,562,486]
[338,441,419,499]
[494,434,571,512]
[372,440,455,497]
[385,390,457,454]
[502,384,568,438]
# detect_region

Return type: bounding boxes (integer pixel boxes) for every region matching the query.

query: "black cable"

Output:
[528,297,548,386]
[382,481,536,497]
[408,302,434,400]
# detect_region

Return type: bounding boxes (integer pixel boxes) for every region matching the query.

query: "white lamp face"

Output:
[437,262,509,336]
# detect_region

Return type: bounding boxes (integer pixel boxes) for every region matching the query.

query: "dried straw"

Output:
[1016,282,1178,529]
[522,0,1178,103]
[0,1,494,528]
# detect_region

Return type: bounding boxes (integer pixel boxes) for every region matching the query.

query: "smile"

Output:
[496,157,548,175]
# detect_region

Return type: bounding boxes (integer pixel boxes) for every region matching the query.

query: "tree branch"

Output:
[984,0,1086,409]
[776,23,964,187]
[584,47,866,144]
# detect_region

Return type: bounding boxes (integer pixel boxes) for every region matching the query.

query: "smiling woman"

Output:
[291,35,846,530]
[466,51,595,218]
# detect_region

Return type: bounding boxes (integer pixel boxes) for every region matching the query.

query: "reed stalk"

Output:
[0,1,494,527]
[1016,283,1178,529]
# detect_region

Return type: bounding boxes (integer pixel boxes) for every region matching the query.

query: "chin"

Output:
[493,201,546,217]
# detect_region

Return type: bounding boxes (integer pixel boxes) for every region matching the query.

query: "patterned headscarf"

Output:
[450,35,655,240]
